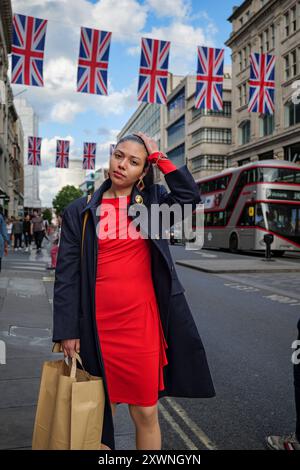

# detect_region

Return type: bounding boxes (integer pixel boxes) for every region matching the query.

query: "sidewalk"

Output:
[0,249,136,450]
[176,258,300,273]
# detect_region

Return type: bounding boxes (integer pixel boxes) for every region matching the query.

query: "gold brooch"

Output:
[135,195,143,204]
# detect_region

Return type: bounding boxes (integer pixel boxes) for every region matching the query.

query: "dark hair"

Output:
[114,133,154,188]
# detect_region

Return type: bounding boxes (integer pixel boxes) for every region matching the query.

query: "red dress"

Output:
[95,195,168,406]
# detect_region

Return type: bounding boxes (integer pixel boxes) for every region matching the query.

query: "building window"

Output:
[263,28,269,52]
[167,116,185,148]
[291,49,297,76]
[260,114,275,137]
[271,24,275,49]
[285,54,290,80]
[259,33,263,54]
[239,50,242,72]
[191,128,232,145]
[239,120,251,145]
[191,155,226,172]
[285,11,290,37]
[167,144,185,167]
[284,49,298,81]
[168,89,185,122]
[238,84,247,107]
[285,5,299,38]
[291,5,297,33]
[191,101,232,119]
[285,101,300,126]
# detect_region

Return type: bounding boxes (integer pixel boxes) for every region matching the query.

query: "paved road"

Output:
[1,244,299,450]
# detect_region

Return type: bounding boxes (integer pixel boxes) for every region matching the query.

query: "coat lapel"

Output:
[80,178,172,271]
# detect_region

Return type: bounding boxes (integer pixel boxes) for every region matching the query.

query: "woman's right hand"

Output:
[61,338,80,358]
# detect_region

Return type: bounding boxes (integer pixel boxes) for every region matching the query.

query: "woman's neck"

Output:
[105,184,133,198]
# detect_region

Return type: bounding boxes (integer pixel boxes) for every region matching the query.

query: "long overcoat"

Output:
[52,165,215,450]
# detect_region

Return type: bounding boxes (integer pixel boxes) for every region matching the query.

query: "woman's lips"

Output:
[113,171,125,179]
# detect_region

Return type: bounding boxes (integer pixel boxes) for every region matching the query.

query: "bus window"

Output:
[238,205,255,226]
[255,204,265,228]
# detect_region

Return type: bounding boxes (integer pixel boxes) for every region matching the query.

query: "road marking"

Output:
[160,398,218,450]
[263,294,300,306]
[158,402,199,450]
[224,283,260,292]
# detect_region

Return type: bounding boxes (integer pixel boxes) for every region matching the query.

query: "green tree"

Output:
[52,185,83,215]
[42,208,52,224]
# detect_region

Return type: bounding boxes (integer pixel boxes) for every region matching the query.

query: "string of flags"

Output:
[28,137,98,169]
[11,13,276,114]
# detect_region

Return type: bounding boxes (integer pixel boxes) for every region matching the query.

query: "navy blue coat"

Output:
[52,165,215,450]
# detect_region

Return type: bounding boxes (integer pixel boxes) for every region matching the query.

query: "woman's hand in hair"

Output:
[61,338,80,358]
[135,131,159,155]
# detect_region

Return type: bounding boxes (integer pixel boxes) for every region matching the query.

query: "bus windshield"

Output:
[262,203,300,240]
[258,167,300,183]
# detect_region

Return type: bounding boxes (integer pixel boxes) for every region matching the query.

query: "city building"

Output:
[14,98,41,211]
[225,0,300,166]
[0,0,24,217]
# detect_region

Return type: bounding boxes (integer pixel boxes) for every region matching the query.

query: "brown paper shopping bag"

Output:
[32,344,105,450]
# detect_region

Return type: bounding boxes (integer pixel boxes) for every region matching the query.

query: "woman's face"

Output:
[109,140,148,189]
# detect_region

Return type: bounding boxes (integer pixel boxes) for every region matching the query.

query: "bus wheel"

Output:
[229,233,239,253]
[272,250,285,257]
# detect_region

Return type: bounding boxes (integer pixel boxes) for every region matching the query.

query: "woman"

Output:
[23,214,32,252]
[0,208,8,273]
[53,132,215,450]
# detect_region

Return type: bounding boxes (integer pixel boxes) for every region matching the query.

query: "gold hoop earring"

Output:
[136,176,145,191]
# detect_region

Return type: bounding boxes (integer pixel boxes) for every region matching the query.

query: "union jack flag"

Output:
[28,137,42,166]
[195,46,224,111]
[11,14,47,87]
[137,37,170,105]
[248,52,276,114]
[77,27,111,95]
[83,142,96,170]
[56,140,70,169]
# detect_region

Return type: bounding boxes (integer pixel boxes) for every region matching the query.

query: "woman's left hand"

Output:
[134,131,159,155]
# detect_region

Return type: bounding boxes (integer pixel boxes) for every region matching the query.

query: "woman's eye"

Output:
[131,161,138,165]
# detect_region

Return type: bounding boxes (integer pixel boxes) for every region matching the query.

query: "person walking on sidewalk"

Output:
[31,210,44,253]
[6,218,13,249]
[0,207,8,273]
[52,132,215,451]
[23,214,32,252]
[12,217,23,251]
[266,318,300,450]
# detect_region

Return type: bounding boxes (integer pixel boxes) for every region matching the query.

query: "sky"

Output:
[10,0,240,206]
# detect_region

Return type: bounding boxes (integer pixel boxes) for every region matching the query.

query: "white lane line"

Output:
[164,397,218,450]
[158,402,199,450]
[4,266,46,272]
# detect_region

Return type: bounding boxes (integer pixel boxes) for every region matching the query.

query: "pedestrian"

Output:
[49,237,59,270]
[12,217,23,250]
[266,318,300,450]
[52,132,215,451]
[31,210,44,253]
[6,218,13,249]
[23,214,32,252]
[47,214,62,270]
[0,207,8,273]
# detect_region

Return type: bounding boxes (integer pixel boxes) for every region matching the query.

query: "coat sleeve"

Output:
[158,164,201,209]
[52,204,82,342]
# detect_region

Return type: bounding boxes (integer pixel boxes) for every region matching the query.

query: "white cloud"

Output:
[50,101,84,123]
[146,0,192,19]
